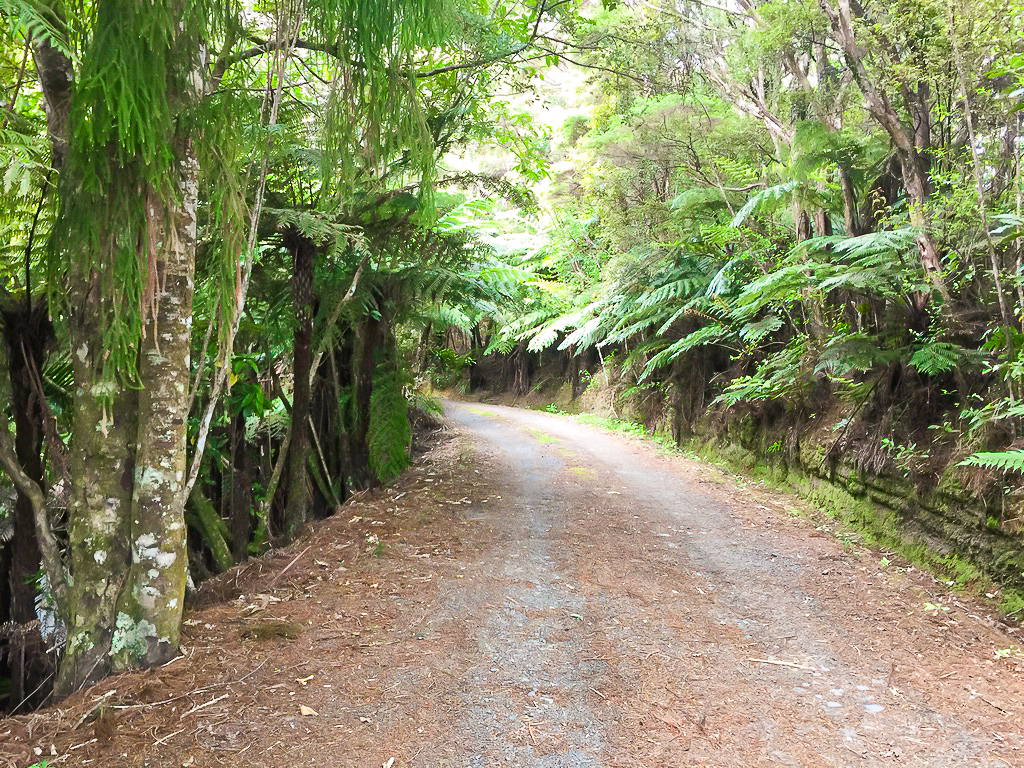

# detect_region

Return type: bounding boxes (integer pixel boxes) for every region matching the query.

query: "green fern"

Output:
[815,334,902,377]
[909,342,971,375]
[368,367,412,483]
[732,263,815,319]
[991,213,1024,245]
[0,0,73,56]
[959,451,1024,473]
[639,324,731,381]
[713,154,759,186]
[739,315,783,344]
[558,315,606,353]
[670,187,734,216]
[713,336,809,407]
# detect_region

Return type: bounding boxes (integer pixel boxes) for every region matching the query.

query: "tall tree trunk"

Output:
[820,0,956,318]
[56,277,139,693]
[31,37,72,171]
[284,228,316,542]
[229,407,252,563]
[119,152,197,660]
[55,139,199,696]
[349,314,381,489]
[839,166,862,236]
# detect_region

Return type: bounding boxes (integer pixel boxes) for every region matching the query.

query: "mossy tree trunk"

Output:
[348,313,382,489]
[54,142,199,697]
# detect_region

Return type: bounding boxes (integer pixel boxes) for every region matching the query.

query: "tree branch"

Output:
[0,414,68,611]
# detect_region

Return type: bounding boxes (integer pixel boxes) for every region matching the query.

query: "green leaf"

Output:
[959,451,1024,473]
[639,325,730,381]
[909,342,971,375]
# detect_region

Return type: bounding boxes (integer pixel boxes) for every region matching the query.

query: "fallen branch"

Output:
[153,727,185,746]
[748,657,816,671]
[180,692,230,720]
[269,545,313,587]
[110,658,268,711]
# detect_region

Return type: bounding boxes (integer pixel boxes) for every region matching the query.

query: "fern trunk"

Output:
[229,407,252,563]
[284,228,316,542]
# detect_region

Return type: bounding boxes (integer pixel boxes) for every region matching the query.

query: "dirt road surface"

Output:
[3,401,1022,767]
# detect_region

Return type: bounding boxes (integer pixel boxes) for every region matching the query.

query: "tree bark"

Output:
[349,314,382,489]
[54,128,201,699]
[31,37,73,170]
[117,144,197,669]
[284,228,316,542]
[229,406,252,563]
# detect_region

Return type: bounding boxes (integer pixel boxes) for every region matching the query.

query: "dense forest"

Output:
[0,0,1022,709]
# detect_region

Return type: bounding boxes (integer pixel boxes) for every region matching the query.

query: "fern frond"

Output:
[732,263,814,319]
[731,181,801,227]
[739,315,783,343]
[558,315,605,352]
[670,187,735,216]
[369,368,412,482]
[0,0,72,57]
[959,451,1024,473]
[829,228,918,259]
[909,342,974,375]
[713,336,810,407]
[991,213,1024,244]
[639,324,731,381]
[815,334,902,376]
[713,154,759,186]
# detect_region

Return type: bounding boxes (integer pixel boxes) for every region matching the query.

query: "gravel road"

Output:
[428,400,1021,767]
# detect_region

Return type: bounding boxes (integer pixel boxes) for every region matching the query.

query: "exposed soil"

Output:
[2,401,1023,767]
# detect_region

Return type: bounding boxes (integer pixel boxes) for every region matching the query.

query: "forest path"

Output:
[433,401,1021,767]
[4,401,1022,767]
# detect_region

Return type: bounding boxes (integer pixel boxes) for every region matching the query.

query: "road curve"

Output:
[426,400,1020,768]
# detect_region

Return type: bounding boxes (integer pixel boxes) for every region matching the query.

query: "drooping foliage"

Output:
[460,0,1024,485]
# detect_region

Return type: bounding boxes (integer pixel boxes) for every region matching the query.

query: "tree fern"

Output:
[815,334,902,377]
[670,187,736,217]
[732,263,815,319]
[825,228,918,260]
[731,181,802,227]
[990,213,1024,245]
[713,154,759,186]
[0,0,73,56]
[368,367,412,483]
[713,336,810,407]
[526,299,602,352]
[635,275,705,310]
[639,324,731,381]
[558,315,606,353]
[739,314,783,343]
